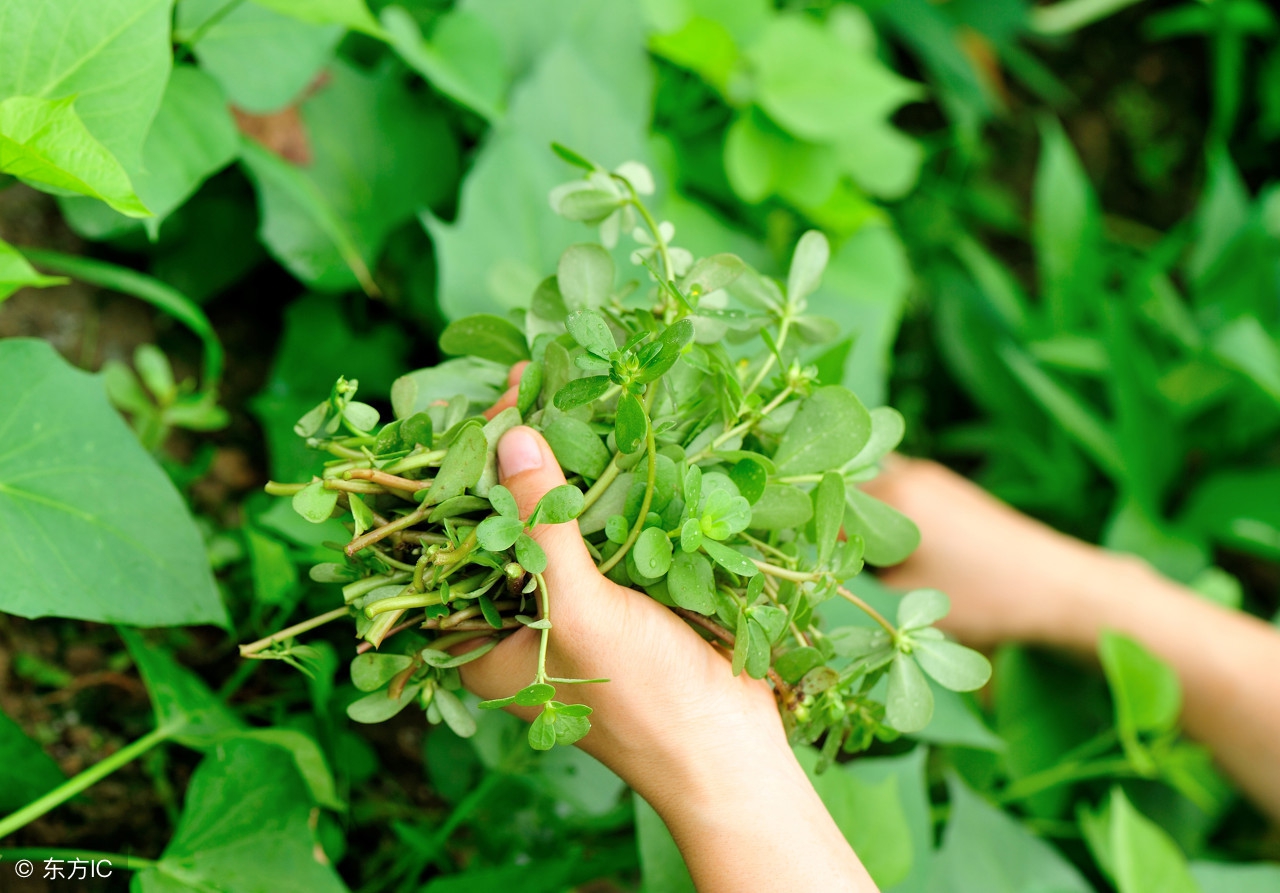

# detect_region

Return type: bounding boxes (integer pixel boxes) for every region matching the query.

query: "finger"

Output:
[508,361,529,389]
[483,362,533,420]
[483,384,518,420]
[497,426,598,592]
[455,627,539,703]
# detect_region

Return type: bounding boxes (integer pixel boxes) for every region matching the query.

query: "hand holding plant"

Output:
[457,422,786,789]
[250,148,991,771]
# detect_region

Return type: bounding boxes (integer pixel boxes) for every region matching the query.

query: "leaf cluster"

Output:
[267,151,989,756]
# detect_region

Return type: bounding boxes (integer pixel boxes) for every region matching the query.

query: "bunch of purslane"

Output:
[252,148,990,764]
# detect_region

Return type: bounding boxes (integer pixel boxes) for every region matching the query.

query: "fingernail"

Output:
[498,427,543,479]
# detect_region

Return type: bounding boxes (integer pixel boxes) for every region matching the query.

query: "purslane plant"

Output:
[250,147,991,762]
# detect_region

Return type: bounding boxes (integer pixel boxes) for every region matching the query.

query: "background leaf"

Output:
[0,0,174,169]
[0,340,227,628]
[59,65,239,239]
[930,775,1093,893]
[634,792,696,893]
[0,97,148,216]
[0,706,65,814]
[0,238,65,301]
[177,0,342,113]
[131,739,349,893]
[240,60,459,293]
[425,0,651,319]
[383,5,507,122]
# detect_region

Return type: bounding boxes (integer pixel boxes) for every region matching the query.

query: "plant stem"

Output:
[0,727,171,840]
[344,572,412,604]
[175,0,247,47]
[322,442,367,461]
[534,573,551,684]
[0,848,156,870]
[752,560,820,583]
[216,656,260,701]
[346,505,428,556]
[384,449,447,475]
[580,455,621,512]
[745,315,792,398]
[372,550,418,572]
[674,607,734,644]
[434,529,480,582]
[775,473,823,485]
[996,758,1137,804]
[239,606,351,657]
[438,597,513,629]
[347,469,430,491]
[740,532,795,564]
[324,479,386,495]
[625,187,675,283]
[264,481,307,496]
[597,406,657,575]
[356,615,425,654]
[688,385,793,464]
[364,591,443,617]
[834,585,898,641]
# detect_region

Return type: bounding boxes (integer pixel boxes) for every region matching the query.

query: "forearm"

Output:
[1037,550,1280,822]
[633,730,877,893]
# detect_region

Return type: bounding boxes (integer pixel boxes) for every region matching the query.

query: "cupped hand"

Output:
[462,368,786,803]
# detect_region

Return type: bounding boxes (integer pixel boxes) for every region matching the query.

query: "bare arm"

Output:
[866,458,1280,823]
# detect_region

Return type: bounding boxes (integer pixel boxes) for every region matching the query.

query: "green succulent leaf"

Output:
[885,652,933,733]
[616,391,648,454]
[912,639,991,692]
[515,533,548,573]
[440,313,531,365]
[516,360,544,414]
[535,484,586,525]
[421,422,487,506]
[528,705,557,750]
[897,589,950,631]
[634,527,674,578]
[566,309,617,358]
[544,416,612,478]
[702,539,758,577]
[432,688,477,738]
[515,683,557,707]
[749,483,813,531]
[774,386,872,476]
[667,550,716,613]
[554,375,612,410]
[477,515,525,551]
[489,484,520,519]
[813,471,845,566]
[348,684,423,724]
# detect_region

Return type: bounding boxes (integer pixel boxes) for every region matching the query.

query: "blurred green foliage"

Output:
[1,0,1279,890]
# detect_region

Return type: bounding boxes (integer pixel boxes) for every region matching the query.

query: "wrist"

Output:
[587,694,792,810]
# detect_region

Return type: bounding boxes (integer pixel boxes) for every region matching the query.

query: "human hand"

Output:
[454,369,878,891]
[861,456,1114,650]
[463,365,788,808]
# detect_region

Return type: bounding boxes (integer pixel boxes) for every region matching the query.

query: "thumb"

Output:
[497,426,597,591]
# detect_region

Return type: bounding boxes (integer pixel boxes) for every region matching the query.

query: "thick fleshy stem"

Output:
[597,401,657,575]
[239,606,351,657]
